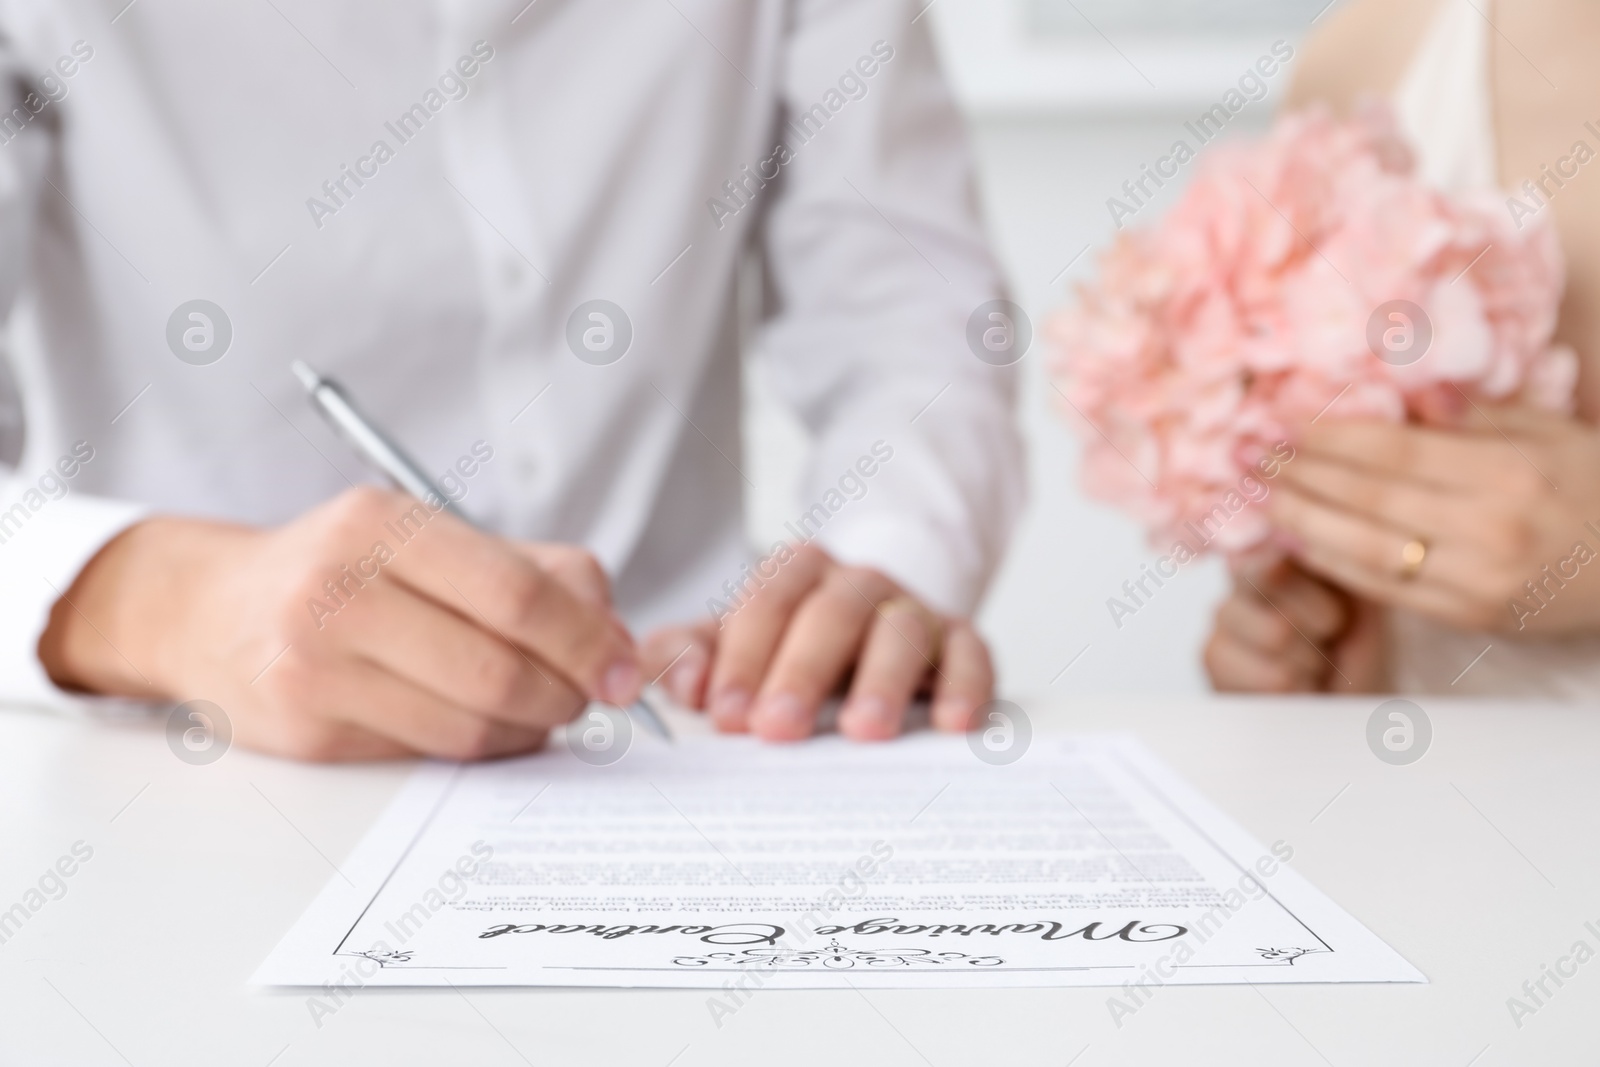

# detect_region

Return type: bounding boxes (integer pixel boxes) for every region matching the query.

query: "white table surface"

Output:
[1,695,1595,1067]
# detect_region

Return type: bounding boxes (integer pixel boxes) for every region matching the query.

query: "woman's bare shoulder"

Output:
[1285,0,1443,112]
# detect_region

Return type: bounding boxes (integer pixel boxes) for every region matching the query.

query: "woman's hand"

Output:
[1267,403,1600,635]
[1205,557,1387,693]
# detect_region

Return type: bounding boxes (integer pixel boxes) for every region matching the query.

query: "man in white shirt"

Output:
[0,0,1022,760]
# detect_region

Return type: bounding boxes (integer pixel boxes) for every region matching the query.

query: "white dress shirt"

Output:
[0,0,1023,709]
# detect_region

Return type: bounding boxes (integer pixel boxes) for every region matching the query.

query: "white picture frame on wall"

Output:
[1022,0,1332,35]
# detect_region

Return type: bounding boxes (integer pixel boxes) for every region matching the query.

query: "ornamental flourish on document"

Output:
[1255,947,1326,965]
[671,939,1005,969]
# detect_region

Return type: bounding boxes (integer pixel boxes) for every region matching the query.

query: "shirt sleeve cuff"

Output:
[813,511,981,619]
[0,488,150,712]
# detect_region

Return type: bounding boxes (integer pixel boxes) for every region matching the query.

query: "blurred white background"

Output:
[743,0,1335,697]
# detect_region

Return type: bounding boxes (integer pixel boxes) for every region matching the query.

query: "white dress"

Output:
[1389,0,1600,697]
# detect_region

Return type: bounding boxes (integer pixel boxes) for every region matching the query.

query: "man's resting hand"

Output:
[641,544,993,742]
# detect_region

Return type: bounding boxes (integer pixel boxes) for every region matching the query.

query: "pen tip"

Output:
[289,360,321,392]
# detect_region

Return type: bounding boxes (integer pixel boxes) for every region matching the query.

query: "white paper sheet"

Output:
[254,731,1424,989]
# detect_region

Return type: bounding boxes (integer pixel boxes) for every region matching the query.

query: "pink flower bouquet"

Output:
[1048,104,1575,555]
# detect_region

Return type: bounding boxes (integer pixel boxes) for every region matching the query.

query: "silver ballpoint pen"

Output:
[290,360,672,743]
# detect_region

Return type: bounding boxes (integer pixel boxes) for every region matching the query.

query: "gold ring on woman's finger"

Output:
[1399,538,1428,581]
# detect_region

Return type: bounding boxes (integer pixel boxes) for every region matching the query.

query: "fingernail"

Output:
[843,696,896,728]
[932,697,973,731]
[601,660,640,704]
[1272,529,1305,555]
[753,692,811,734]
[1437,386,1467,419]
[669,645,707,705]
[710,688,750,728]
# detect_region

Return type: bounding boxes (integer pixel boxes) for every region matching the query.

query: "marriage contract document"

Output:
[255,732,1422,989]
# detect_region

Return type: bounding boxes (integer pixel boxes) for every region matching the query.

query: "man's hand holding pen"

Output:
[39,487,641,761]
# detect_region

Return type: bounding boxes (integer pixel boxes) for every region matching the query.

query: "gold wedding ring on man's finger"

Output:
[1399,538,1429,581]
